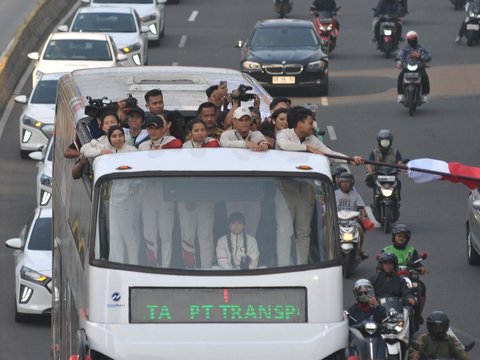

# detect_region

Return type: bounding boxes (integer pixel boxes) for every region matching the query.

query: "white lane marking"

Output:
[178,35,187,48]
[320,96,328,106]
[326,125,337,141]
[366,207,381,228]
[172,62,179,66]
[188,10,199,22]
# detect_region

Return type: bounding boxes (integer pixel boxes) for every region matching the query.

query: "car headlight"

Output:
[121,43,142,54]
[40,174,52,187]
[242,61,262,71]
[22,115,45,128]
[21,266,50,285]
[142,14,156,22]
[306,60,328,71]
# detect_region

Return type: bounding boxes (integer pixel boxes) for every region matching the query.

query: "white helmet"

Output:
[406,30,419,47]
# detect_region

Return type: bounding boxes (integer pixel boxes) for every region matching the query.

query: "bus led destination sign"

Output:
[130,287,306,323]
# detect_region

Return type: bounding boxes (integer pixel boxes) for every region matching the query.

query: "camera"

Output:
[231,84,257,102]
[84,96,112,118]
[124,93,138,108]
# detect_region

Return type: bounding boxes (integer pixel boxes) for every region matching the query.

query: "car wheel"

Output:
[467,225,480,265]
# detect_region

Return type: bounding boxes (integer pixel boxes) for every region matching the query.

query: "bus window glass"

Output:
[96,176,338,270]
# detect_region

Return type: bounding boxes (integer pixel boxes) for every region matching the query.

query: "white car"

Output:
[5,207,52,322]
[28,31,127,87]
[62,6,149,66]
[29,137,53,207]
[15,72,64,158]
[82,0,166,45]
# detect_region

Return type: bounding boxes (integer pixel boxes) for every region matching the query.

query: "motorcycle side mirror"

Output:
[464,341,475,353]
[234,40,244,48]
[419,252,428,260]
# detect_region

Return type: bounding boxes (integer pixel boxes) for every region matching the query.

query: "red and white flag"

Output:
[407,158,480,190]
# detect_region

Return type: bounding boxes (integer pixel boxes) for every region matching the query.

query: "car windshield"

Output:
[30,80,58,104]
[93,0,153,3]
[28,217,52,251]
[72,13,137,33]
[95,175,339,271]
[44,39,113,61]
[471,0,480,12]
[251,27,319,47]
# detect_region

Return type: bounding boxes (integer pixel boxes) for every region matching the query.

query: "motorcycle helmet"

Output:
[406,30,419,48]
[338,171,354,192]
[391,223,411,249]
[426,311,450,340]
[353,279,374,304]
[378,251,398,272]
[377,129,393,149]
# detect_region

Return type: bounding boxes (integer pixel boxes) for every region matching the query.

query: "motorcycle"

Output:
[411,327,476,359]
[398,0,408,17]
[451,0,467,10]
[465,0,480,46]
[310,6,341,54]
[371,166,400,234]
[338,210,362,278]
[374,12,401,58]
[346,312,386,360]
[273,0,292,18]
[400,60,428,116]
[397,252,428,334]
[380,296,412,359]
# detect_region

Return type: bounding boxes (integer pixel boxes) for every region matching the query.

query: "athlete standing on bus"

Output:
[138,115,182,267]
[177,119,219,269]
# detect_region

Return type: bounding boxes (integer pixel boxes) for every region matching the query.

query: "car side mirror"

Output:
[29,151,44,161]
[140,25,150,34]
[156,0,167,4]
[57,25,68,32]
[116,53,128,62]
[5,238,23,250]
[27,52,40,61]
[81,0,90,4]
[472,199,480,210]
[235,40,244,48]
[14,95,28,104]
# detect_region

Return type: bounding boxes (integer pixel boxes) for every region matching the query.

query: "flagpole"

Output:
[323,154,480,184]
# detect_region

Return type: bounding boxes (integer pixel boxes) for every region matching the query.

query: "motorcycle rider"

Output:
[408,311,470,360]
[335,172,370,260]
[310,0,341,32]
[366,129,403,193]
[382,224,427,325]
[347,279,387,359]
[369,252,416,307]
[396,30,432,103]
[372,0,403,45]
[455,0,480,44]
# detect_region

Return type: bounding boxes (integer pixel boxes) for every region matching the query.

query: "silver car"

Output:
[64,6,149,66]
[466,189,480,265]
[83,0,166,45]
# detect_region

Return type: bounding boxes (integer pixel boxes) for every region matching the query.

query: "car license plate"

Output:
[272,76,295,84]
[466,23,480,31]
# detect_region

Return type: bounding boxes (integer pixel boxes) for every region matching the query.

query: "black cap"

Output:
[126,106,145,119]
[145,115,165,128]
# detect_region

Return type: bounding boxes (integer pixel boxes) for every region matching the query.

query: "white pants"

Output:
[275,181,315,266]
[226,201,261,237]
[177,201,215,268]
[109,202,140,265]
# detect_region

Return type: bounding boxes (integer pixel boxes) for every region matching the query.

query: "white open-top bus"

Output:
[51,66,348,360]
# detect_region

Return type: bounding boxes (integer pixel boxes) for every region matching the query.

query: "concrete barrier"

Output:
[0,0,77,114]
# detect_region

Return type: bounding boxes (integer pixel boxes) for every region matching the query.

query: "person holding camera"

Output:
[216,212,260,270]
[220,107,271,151]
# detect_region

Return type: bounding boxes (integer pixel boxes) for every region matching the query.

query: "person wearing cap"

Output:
[138,115,182,151]
[123,106,148,146]
[219,107,271,151]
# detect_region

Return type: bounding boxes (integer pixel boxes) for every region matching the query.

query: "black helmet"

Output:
[406,30,419,48]
[377,129,393,148]
[378,252,398,272]
[353,279,374,304]
[337,171,354,191]
[426,311,450,340]
[391,224,411,248]
[333,165,348,178]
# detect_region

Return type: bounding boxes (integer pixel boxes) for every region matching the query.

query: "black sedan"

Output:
[237,19,329,95]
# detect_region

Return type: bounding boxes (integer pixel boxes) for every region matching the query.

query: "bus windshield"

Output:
[95,175,338,270]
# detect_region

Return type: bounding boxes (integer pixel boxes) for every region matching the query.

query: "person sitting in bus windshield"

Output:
[138,115,182,150]
[216,212,260,270]
[80,112,120,158]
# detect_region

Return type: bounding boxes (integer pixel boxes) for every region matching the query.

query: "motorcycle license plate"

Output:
[466,23,480,31]
[404,72,420,79]
[272,76,295,84]
[376,175,396,182]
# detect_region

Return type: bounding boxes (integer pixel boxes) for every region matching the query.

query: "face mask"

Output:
[358,294,370,304]
[380,139,390,148]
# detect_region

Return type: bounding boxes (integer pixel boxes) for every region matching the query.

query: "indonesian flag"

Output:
[407,158,480,190]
